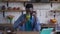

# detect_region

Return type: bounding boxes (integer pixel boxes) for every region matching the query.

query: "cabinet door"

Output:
[40,0,50,3]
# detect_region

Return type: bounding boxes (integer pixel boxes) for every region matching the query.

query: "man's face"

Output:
[29,8,33,12]
[26,8,33,14]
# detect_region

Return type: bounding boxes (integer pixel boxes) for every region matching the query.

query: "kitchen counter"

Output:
[2,31,56,34]
[0,31,39,34]
[16,31,39,34]
[0,24,56,34]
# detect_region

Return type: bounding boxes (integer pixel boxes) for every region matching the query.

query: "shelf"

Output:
[51,10,60,12]
[50,0,60,3]
[0,24,12,26]
[1,0,60,3]
[50,1,60,3]
[0,10,25,12]
[2,0,30,2]
[41,24,56,28]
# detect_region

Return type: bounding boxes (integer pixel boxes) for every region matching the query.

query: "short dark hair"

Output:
[25,4,33,9]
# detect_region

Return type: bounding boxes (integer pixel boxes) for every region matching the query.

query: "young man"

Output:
[13,4,41,31]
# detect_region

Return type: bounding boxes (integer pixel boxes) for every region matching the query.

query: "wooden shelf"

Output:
[0,10,25,12]
[50,0,60,3]
[2,0,30,2]
[41,24,56,28]
[1,0,60,3]
[51,10,60,12]
[0,24,13,26]
[50,1,60,2]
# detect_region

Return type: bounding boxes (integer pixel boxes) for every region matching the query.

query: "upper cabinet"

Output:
[2,0,31,2]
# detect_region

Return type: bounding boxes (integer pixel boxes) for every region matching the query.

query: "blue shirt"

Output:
[13,14,41,31]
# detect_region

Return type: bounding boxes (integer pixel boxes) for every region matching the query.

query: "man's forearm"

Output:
[19,19,27,26]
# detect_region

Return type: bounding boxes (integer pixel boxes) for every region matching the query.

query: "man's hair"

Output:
[25,4,33,9]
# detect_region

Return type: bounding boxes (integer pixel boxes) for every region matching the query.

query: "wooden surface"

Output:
[41,24,56,28]
[2,0,30,2]
[50,0,60,2]
[0,10,21,12]
[1,31,57,34]
[0,24,13,26]
[0,10,26,12]
[16,31,39,34]
[51,10,60,12]
[1,31,39,34]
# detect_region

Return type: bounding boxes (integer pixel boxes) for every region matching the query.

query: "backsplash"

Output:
[0,2,60,24]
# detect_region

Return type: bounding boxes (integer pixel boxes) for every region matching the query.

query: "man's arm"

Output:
[32,16,41,31]
[19,18,27,26]
[13,15,25,30]
[36,18,41,31]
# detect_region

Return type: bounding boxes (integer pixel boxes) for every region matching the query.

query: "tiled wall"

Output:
[0,2,60,24]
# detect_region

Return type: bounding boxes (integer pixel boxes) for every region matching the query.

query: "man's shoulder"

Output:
[21,14,26,17]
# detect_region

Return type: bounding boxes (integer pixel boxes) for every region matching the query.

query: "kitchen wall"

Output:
[0,2,60,24]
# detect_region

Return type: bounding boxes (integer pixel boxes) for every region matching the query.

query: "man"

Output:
[13,3,41,31]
